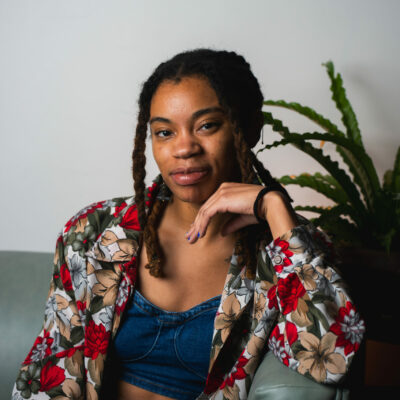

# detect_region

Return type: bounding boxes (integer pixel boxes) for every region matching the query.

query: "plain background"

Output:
[1,0,399,252]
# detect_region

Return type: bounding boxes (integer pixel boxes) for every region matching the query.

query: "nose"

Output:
[173,131,202,159]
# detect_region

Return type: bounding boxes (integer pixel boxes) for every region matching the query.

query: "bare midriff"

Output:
[117,380,176,400]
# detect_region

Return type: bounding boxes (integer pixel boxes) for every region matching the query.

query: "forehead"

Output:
[150,76,221,115]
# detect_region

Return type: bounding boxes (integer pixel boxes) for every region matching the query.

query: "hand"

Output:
[184,182,267,244]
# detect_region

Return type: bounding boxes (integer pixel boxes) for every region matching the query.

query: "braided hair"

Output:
[132,48,286,278]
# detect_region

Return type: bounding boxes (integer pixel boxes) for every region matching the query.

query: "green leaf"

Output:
[70,326,84,344]
[89,296,104,315]
[265,129,380,209]
[46,385,65,398]
[291,340,307,355]
[263,99,380,209]
[257,251,275,282]
[310,293,333,304]
[294,205,332,214]
[323,61,363,147]
[306,308,321,338]
[279,173,349,205]
[383,169,393,191]
[311,204,360,226]
[391,146,400,193]
[59,335,72,350]
[316,217,362,247]
[263,99,342,135]
[258,115,367,216]
[312,304,331,333]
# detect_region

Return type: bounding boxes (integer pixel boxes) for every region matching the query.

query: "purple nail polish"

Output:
[197,232,200,238]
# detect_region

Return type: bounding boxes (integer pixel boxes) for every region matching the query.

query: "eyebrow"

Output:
[149,106,225,125]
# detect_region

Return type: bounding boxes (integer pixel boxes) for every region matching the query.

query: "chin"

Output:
[170,183,215,205]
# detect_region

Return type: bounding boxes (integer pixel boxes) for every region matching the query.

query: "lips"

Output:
[170,167,210,185]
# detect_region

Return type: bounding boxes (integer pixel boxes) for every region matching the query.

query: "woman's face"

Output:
[149,75,239,205]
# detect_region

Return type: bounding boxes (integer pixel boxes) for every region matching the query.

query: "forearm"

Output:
[260,191,299,240]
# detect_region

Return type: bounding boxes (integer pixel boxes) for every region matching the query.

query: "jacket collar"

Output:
[84,197,140,263]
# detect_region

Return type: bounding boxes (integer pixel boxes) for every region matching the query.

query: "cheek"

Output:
[152,143,168,171]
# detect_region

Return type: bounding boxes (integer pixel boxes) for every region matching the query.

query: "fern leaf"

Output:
[294,205,331,214]
[263,101,380,209]
[258,120,367,216]
[279,173,349,204]
[316,218,362,247]
[323,61,363,147]
[312,204,359,226]
[263,100,341,134]
[391,146,400,193]
[261,120,379,210]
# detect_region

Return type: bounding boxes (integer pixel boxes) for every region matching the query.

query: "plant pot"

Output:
[337,247,400,344]
[336,247,400,392]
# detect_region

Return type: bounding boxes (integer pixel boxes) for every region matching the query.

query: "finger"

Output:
[188,200,223,244]
[186,185,232,244]
[184,186,223,241]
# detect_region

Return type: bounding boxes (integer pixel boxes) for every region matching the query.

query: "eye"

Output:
[153,130,172,138]
[199,122,221,131]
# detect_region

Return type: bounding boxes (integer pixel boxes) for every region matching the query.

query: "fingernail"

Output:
[187,236,191,241]
[197,232,200,238]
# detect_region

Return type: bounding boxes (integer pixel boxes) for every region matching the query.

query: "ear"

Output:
[246,110,264,148]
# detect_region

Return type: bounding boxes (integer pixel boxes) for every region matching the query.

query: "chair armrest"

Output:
[248,351,350,400]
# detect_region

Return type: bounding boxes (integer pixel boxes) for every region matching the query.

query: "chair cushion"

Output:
[248,351,349,400]
[0,250,53,399]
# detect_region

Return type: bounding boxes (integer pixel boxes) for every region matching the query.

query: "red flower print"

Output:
[77,300,86,312]
[330,301,365,356]
[60,263,73,292]
[220,352,249,389]
[268,238,294,273]
[122,256,137,284]
[84,320,110,360]
[64,201,104,233]
[147,182,158,197]
[119,205,140,230]
[277,273,306,315]
[23,330,54,364]
[268,325,290,366]
[267,284,278,310]
[113,201,128,218]
[285,321,298,346]
[115,279,131,316]
[39,361,65,392]
[55,345,84,359]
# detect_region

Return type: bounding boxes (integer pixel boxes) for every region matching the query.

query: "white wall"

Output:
[1,0,399,252]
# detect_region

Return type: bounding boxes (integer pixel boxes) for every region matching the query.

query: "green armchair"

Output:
[0,251,350,400]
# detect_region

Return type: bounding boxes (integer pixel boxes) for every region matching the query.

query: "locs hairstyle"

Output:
[132,48,285,278]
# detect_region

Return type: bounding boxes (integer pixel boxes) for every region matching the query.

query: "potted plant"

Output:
[258,61,400,348]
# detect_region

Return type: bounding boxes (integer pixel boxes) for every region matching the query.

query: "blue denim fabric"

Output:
[113,288,221,400]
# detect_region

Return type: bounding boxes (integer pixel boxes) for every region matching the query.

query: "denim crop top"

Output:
[113,288,221,400]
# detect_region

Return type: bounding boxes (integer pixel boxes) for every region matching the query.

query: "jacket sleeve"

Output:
[265,222,365,384]
[12,220,87,399]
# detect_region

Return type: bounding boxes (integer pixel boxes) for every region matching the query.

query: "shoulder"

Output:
[58,178,162,257]
[61,195,135,237]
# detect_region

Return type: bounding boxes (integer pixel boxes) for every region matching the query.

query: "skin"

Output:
[117,76,298,400]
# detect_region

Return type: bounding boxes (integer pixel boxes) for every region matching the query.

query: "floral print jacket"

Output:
[13,178,365,400]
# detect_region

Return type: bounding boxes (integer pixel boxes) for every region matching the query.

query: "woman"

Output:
[13,49,365,400]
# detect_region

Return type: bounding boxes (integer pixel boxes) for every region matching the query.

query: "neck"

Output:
[163,195,233,243]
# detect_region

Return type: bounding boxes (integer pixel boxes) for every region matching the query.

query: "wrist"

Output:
[259,191,290,221]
